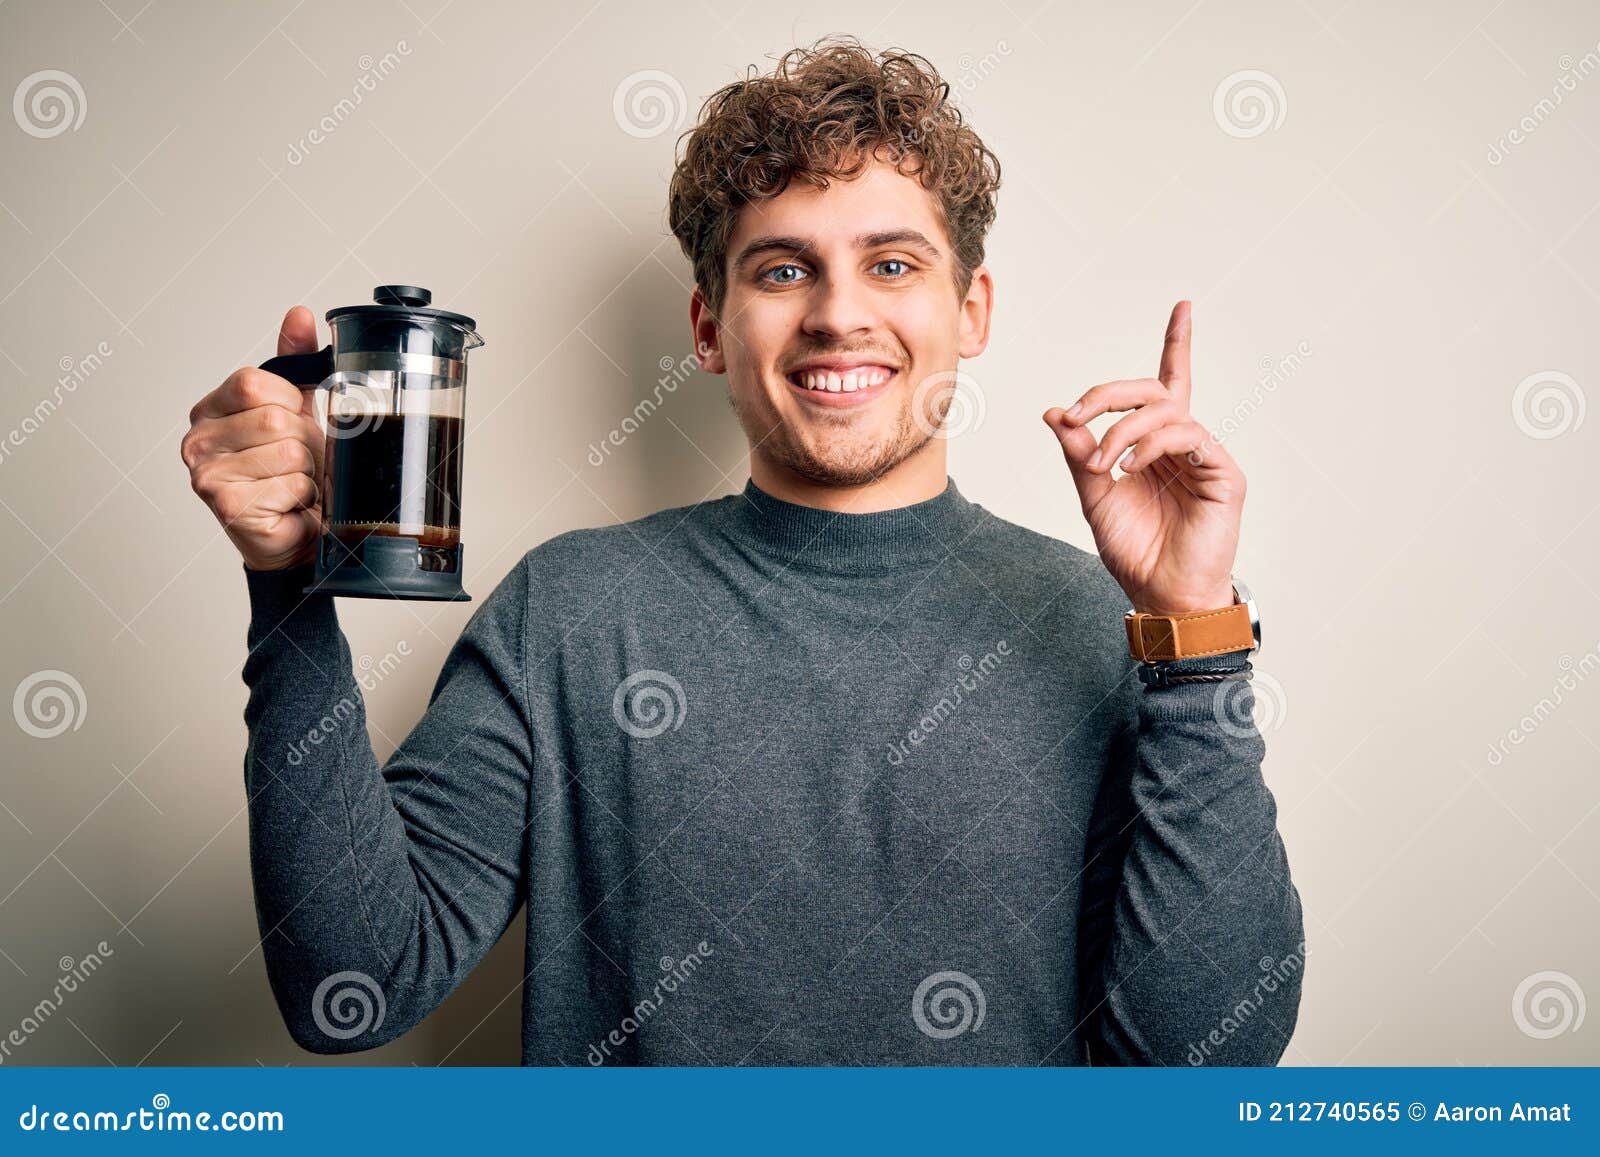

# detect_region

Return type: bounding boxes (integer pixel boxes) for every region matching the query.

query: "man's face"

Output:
[693,159,991,487]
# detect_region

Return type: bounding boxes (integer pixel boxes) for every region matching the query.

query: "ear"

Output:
[957,265,994,360]
[689,286,726,374]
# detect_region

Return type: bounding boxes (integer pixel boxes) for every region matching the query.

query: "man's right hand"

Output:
[181,306,326,571]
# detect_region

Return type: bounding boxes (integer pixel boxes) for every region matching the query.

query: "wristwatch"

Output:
[1125,578,1261,663]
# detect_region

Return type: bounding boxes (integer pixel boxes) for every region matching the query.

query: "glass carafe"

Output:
[258,285,483,601]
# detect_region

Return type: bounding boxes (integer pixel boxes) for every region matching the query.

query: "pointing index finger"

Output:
[1159,299,1192,406]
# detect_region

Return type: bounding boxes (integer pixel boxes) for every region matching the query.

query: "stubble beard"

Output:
[731,386,938,487]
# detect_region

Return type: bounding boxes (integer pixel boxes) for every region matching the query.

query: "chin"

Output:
[731,379,931,485]
[780,426,931,488]
[790,458,889,488]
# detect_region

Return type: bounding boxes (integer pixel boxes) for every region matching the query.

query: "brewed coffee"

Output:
[323,413,463,550]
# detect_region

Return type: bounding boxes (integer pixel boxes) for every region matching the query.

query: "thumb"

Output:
[276,305,318,358]
[1044,408,1113,512]
[275,305,325,460]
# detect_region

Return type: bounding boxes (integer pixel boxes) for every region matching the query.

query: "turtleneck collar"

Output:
[718,476,983,573]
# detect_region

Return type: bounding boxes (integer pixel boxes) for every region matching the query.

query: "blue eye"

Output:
[762,264,807,285]
[874,259,911,277]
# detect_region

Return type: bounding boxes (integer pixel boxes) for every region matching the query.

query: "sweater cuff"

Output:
[1137,650,1253,723]
[244,563,336,643]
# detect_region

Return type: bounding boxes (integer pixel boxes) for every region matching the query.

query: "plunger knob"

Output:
[373,285,432,308]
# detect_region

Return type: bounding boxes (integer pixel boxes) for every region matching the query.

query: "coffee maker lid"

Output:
[325,285,476,332]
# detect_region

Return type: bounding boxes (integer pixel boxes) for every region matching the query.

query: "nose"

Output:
[801,272,876,340]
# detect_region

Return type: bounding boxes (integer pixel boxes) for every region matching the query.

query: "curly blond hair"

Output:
[667,37,1002,313]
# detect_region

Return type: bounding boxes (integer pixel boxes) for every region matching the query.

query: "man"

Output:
[180,39,1303,1065]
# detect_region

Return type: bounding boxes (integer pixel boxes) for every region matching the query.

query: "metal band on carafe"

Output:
[331,350,467,381]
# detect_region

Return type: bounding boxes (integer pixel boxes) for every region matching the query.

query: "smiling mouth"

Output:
[784,365,897,403]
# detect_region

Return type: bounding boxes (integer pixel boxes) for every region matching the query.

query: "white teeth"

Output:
[793,367,892,391]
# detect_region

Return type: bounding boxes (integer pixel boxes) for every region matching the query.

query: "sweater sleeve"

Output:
[1077,659,1305,1066]
[239,559,533,1054]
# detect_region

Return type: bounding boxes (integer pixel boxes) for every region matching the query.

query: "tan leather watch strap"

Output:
[1125,602,1255,662]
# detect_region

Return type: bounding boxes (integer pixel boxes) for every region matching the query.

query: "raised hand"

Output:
[1043,301,1244,615]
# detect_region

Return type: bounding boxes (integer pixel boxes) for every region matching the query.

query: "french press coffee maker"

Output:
[259,285,483,601]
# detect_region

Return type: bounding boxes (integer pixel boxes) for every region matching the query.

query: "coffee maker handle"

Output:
[258,344,334,389]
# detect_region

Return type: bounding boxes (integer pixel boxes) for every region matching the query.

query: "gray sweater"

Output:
[240,477,1304,1065]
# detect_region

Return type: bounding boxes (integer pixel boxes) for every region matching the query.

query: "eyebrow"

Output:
[731,229,944,273]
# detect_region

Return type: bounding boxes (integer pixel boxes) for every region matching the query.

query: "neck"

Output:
[723,465,977,574]
[748,437,948,513]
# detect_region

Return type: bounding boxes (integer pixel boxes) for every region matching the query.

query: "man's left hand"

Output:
[1043,300,1244,616]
